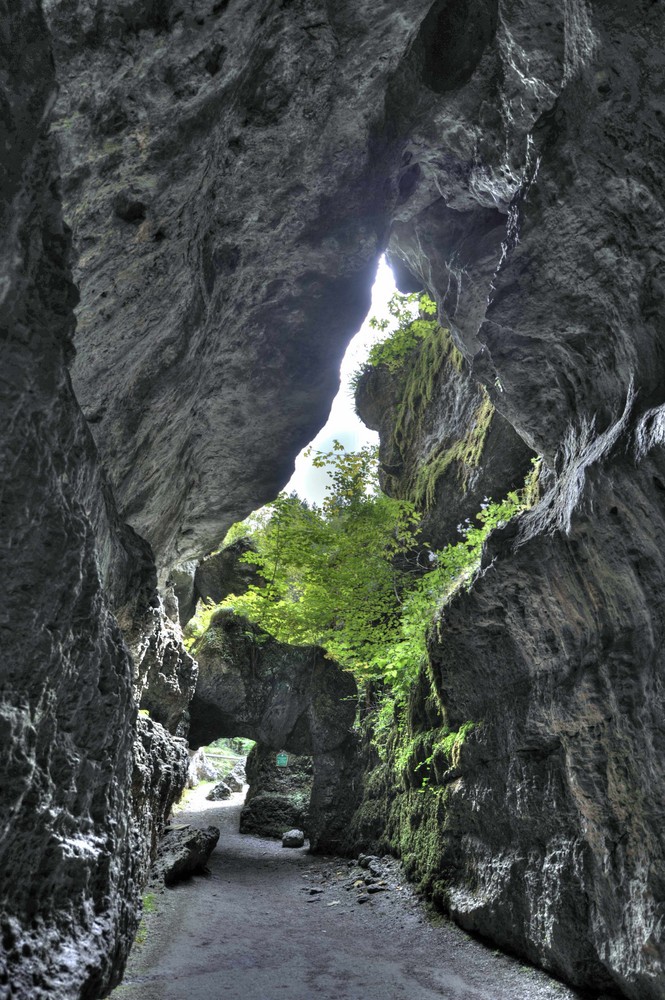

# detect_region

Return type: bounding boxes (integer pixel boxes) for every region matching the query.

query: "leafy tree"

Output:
[371,491,525,693]
[216,445,534,697]
[221,443,421,675]
[365,292,438,371]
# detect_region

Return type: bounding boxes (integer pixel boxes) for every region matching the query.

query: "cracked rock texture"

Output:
[45,0,439,571]
[355,321,534,549]
[0,3,144,996]
[3,0,665,997]
[188,610,359,851]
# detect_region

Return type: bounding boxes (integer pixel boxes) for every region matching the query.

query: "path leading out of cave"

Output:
[111,787,584,1000]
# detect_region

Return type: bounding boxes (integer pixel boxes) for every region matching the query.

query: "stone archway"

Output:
[188,609,359,852]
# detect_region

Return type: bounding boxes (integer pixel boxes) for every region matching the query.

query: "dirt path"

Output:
[111,788,588,1000]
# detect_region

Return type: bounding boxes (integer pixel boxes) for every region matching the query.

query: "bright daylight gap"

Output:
[284,256,398,506]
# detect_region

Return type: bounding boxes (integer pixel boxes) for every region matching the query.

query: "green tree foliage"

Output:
[366,292,438,370]
[214,445,536,698]
[371,490,525,693]
[350,292,441,394]
[223,443,421,675]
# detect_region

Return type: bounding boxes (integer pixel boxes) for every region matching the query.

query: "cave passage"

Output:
[112,786,584,1000]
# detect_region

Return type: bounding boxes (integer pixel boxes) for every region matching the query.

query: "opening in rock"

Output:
[414,0,499,95]
[284,255,398,505]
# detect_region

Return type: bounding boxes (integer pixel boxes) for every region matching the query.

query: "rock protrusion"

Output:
[206,781,232,801]
[188,610,359,851]
[282,830,306,849]
[151,825,220,886]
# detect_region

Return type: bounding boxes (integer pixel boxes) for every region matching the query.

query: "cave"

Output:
[2,0,665,998]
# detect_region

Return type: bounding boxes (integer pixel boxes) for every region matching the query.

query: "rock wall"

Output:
[349,2,665,997]
[0,4,144,995]
[132,717,190,879]
[188,610,359,851]
[355,318,534,549]
[172,537,264,627]
[45,0,439,571]
[240,744,313,839]
[0,6,197,996]
[3,0,665,997]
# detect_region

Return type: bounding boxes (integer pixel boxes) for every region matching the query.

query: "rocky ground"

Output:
[110,786,596,1000]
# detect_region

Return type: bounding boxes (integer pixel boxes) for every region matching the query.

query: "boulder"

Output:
[187,748,218,788]
[151,825,220,886]
[224,760,247,792]
[282,830,305,849]
[206,782,232,801]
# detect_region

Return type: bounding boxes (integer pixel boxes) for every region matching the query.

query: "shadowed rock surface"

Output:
[150,824,220,886]
[239,743,313,839]
[3,0,665,997]
[0,6,196,997]
[188,610,359,851]
[128,599,198,736]
[132,717,190,878]
[45,0,439,571]
[172,537,264,626]
[348,1,665,995]
[0,4,150,996]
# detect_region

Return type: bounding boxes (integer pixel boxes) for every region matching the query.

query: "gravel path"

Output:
[111,787,590,1000]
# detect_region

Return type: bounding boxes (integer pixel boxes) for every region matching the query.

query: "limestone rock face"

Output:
[45,0,438,571]
[126,597,198,736]
[194,539,263,610]
[132,717,190,878]
[188,610,358,851]
[355,330,534,549]
[3,0,665,997]
[0,4,144,996]
[421,460,665,999]
[172,537,265,626]
[350,1,665,995]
